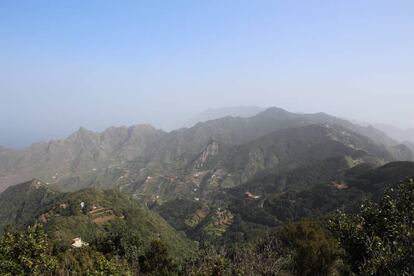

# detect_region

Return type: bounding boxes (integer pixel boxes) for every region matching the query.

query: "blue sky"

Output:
[1,1,413,147]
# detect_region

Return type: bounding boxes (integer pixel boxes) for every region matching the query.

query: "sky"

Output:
[0,1,413,148]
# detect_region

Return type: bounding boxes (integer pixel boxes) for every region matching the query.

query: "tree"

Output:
[93,227,143,272]
[329,178,414,275]
[0,226,57,275]
[139,240,179,276]
[278,219,341,276]
[55,247,132,275]
[182,246,230,276]
[183,237,291,275]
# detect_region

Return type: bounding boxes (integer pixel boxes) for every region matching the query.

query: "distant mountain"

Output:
[404,141,414,154]
[184,106,265,127]
[0,179,195,257]
[0,107,410,197]
[141,107,400,166]
[373,123,414,143]
[124,122,406,203]
[0,124,165,192]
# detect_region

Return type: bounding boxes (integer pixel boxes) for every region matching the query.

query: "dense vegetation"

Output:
[329,178,414,275]
[1,177,414,275]
[154,161,414,246]
[0,181,195,261]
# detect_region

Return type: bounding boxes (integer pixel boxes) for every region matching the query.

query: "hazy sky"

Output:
[1,1,413,148]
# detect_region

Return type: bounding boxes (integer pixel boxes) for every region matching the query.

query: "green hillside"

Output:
[0,179,61,231]
[0,180,195,258]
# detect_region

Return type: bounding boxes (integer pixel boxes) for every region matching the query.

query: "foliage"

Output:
[55,246,132,275]
[92,225,143,270]
[278,220,341,276]
[183,235,294,276]
[0,226,57,276]
[139,239,180,276]
[182,246,231,276]
[329,178,414,275]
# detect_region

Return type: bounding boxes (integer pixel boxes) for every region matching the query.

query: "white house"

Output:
[71,237,89,248]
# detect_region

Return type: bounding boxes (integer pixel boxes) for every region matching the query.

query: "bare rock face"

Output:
[193,141,219,169]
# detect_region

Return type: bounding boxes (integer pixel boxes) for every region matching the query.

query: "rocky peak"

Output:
[254,107,298,120]
[67,127,98,143]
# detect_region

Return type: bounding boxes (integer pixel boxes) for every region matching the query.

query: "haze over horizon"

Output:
[1,1,413,148]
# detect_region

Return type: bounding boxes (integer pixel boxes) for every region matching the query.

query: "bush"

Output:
[329,178,414,275]
[139,240,180,276]
[278,220,341,276]
[0,226,57,275]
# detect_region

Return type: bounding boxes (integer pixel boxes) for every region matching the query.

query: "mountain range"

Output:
[1,105,414,273]
[0,107,410,194]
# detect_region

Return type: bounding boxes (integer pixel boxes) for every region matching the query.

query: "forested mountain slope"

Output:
[156,161,414,244]
[0,179,195,257]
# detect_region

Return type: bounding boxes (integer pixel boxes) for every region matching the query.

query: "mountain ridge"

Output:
[0,107,410,194]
